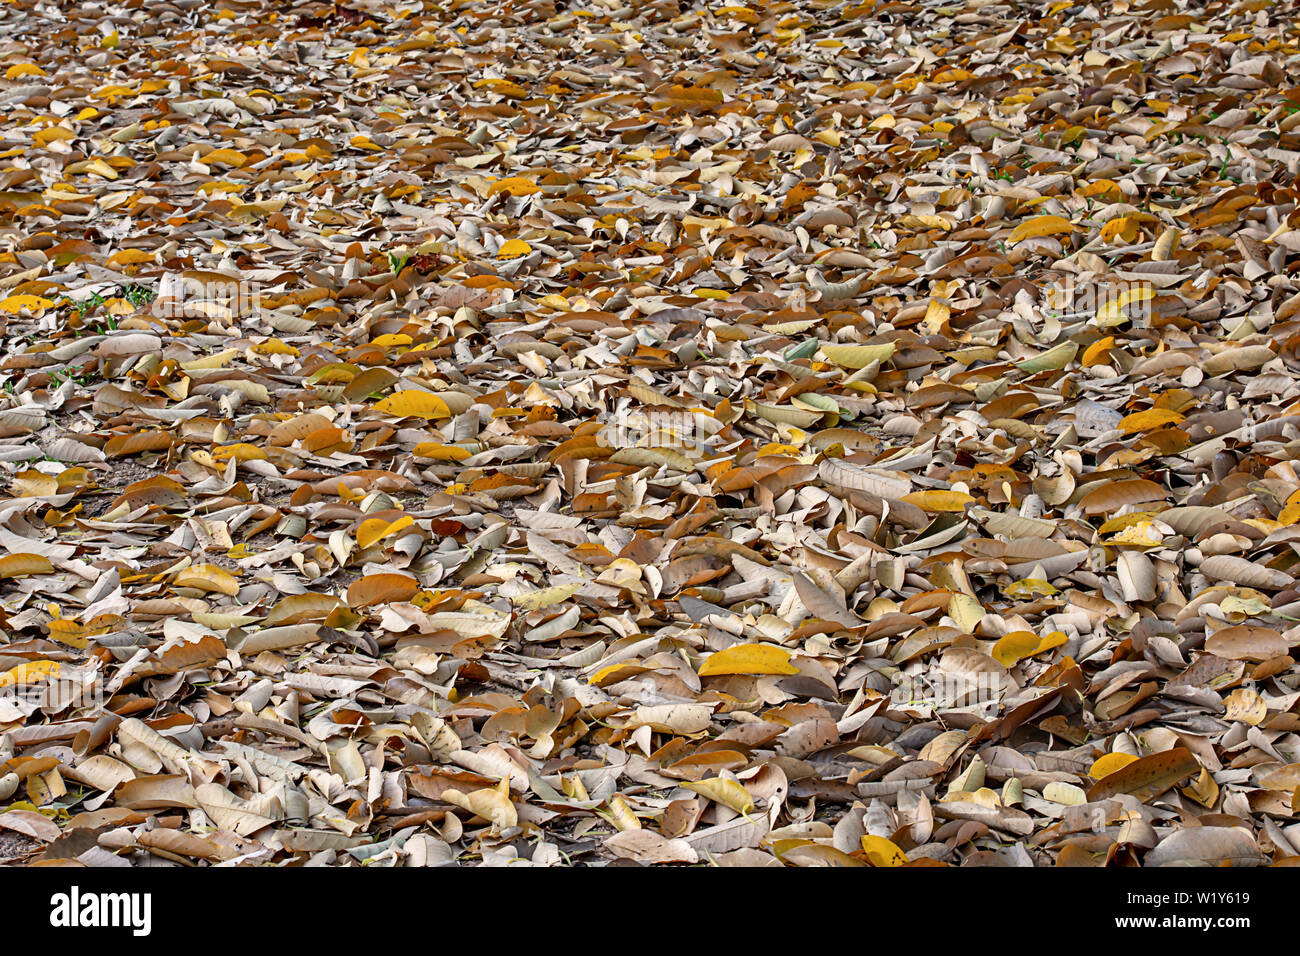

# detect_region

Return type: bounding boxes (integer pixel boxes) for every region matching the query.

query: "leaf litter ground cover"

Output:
[1,0,1300,868]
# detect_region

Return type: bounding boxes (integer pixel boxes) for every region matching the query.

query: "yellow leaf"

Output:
[1103,519,1165,547]
[860,834,908,866]
[0,553,54,578]
[45,621,89,649]
[588,661,649,687]
[1043,782,1087,805]
[683,776,755,814]
[820,342,896,369]
[173,564,240,596]
[412,442,470,461]
[182,350,238,371]
[1003,578,1057,598]
[922,299,950,333]
[907,213,951,231]
[372,391,451,420]
[210,443,266,462]
[1081,336,1114,367]
[0,294,54,314]
[1100,216,1140,243]
[1089,752,1139,779]
[251,339,299,356]
[948,592,985,632]
[442,776,517,833]
[1218,593,1270,617]
[513,584,581,612]
[1007,215,1074,245]
[106,249,155,268]
[1224,687,1267,725]
[1079,179,1121,200]
[497,238,532,259]
[992,629,1066,667]
[1119,408,1185,434]
[0,660,61,689]
[1037,631,1068,655]
[1118,284,1154,309]
[698,643,799,677]
[6,63,46,79]
[34,127,74,148]
[489,177,541,196]
[537,294,571,311]
[607,795,641,831]
[1015,341,1078,372]
[79,157,118,180]
[92,85,137,101]
[991,630,1041,667]
[199,148,248,168]
[473,78,528,98]
[356,514,414,550]
[1095,299,1126,327]
[1182,767,1219,808]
